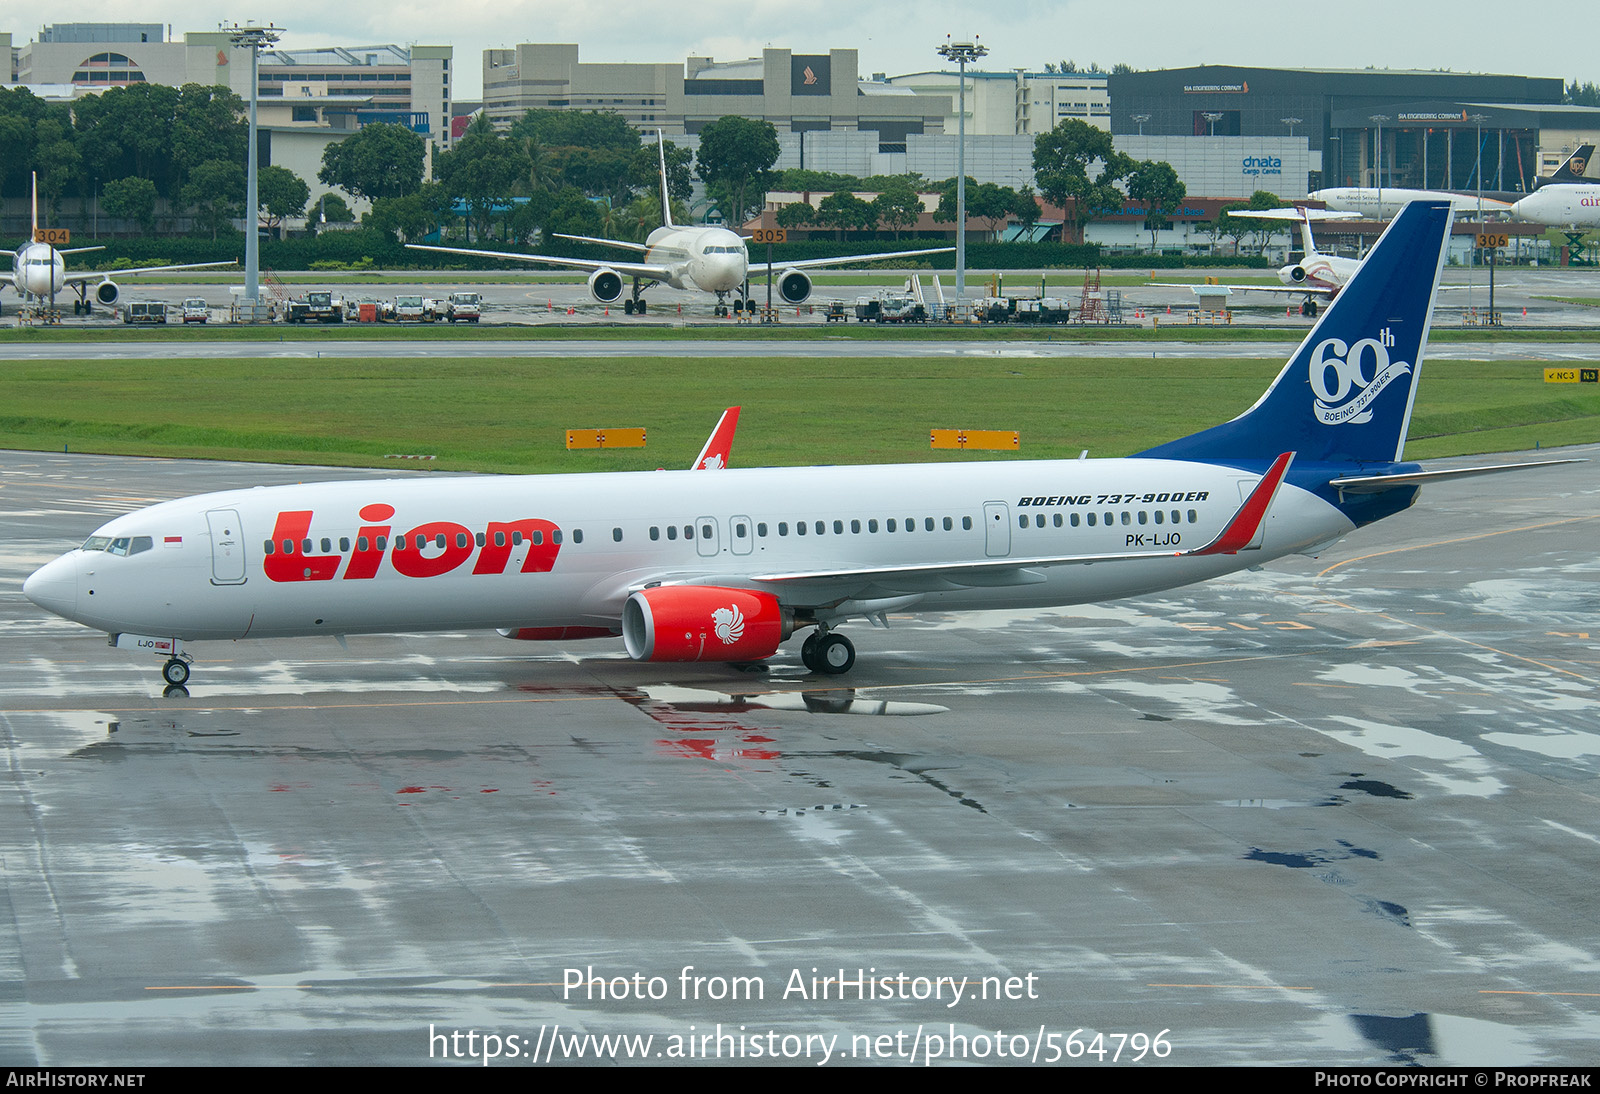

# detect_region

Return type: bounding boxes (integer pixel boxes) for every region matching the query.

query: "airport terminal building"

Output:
[1107,65,1585,192]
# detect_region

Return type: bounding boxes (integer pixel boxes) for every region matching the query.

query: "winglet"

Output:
[691,407,740,470]
[1192,452,1295,556]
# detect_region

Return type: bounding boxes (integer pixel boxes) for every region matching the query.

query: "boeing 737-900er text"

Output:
[406,134,952,315]
[1,174,234,316]
[23,202,1576,693]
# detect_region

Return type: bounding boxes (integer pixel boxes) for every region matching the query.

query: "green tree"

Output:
[872,183,924,238]
[33,118,82,217]
[73,83,182,196]
[312,193,356,227]
[1241,190,1286,254]
[101,176,159,234]
[695,116,780,225]
[366,181,455,242]
[435,115,532,241]
[934,178,1034,238]
[1125,159,1187,250]
[509,109,640,206]
[774,201,816,231]
[170,84,246,193]
[319,123,427,202]
[814,190,876,241]
[1564,80,1600,107]
[181,158,245,240]
[0,88,55,196]
[1033,119,1132,242]
[629,139,694,205]
[256,165,310,238]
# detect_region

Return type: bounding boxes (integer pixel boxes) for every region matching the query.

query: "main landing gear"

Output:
[622,275,652,316]
[800,627,855,675]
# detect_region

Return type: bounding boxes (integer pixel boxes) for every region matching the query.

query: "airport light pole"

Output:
[225,23,282,320]
[1281,116,1301,136]
[1131,113,1150,136]
[1369,114,1389,215]
[1202,111,1223,137]
[938,36,987,309]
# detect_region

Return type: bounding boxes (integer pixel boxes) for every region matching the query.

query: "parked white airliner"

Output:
[1203,207,1363,316]
[1,174,234,315]
[24,202,1575,692]
[407,135,951,315]
[1311,144,1593,222]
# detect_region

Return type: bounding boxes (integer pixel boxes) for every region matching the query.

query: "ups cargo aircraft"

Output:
[407,133,952,316]
[24,202,1576,692]
[1,174,233,316]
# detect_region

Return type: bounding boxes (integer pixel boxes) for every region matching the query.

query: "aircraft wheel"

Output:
[815,633,855,675]
[84,300,92,315]
[162,658,190,687]
[801,631,823,671]
[637,300,647,315]
[624,299,635,315]
[1301,299,1317,317]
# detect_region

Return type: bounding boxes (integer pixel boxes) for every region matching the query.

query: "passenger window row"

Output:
[263,528,583,556]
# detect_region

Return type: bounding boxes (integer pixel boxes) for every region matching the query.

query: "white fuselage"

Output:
[24,459,1353,646]
[1511,185,1600,227]
[643,224,749,292]
[1309,188,1513,220]
[10,241,67,299]
[1280,252,1361,292]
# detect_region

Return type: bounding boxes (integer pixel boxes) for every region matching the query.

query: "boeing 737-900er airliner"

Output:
[23,202,1576,692]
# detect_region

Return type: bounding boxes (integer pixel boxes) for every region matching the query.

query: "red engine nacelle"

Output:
[623,586,791,663]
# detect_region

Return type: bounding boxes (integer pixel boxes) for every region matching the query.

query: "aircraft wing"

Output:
[1193,283,1337,299]
[747,246,954,276]
[551,233,653,255]
[62,260,236,284]
[406,243,673,281]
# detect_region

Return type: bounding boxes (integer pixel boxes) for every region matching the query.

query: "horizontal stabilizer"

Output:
[1328,458,1585,495]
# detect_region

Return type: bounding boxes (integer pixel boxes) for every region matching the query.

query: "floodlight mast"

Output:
[224,23,282,316]
[937,36,987,309]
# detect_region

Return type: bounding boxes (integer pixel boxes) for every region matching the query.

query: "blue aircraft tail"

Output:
[1140,200,1453,467]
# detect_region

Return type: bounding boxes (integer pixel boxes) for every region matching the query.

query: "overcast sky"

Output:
[14,1,1591,100]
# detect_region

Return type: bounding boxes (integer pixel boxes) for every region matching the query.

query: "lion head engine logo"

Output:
[712,604,745,644]
[1309,327,1410,426]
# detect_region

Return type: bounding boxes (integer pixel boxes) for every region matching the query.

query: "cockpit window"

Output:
[111,537,148,556]
[81,536,111,552]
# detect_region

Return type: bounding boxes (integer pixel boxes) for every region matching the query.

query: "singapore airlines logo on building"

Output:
[712,605,745,644]
[1310,328,1409,425]
[803,66,818,85]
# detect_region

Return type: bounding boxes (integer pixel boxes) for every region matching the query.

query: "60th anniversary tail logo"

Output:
[1310,328,1410,425]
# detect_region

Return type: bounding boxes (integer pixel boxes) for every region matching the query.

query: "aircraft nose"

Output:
[23,554,78,619]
